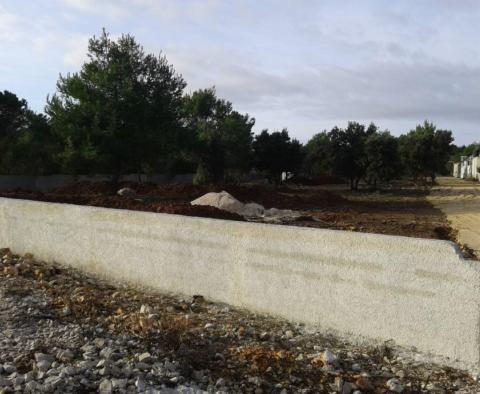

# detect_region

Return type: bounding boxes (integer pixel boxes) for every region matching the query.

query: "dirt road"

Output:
[428,177,480,256]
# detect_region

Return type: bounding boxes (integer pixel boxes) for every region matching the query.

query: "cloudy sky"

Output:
[1,0,479,145]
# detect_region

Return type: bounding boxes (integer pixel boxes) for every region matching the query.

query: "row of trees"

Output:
[0,30,463,188]
[303,121,454,189]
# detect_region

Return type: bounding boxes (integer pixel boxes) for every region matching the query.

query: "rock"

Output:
[34,353,54,364]
[342,381,357,394]
[321,349,337,365]
[23,371,34,383]
[140,304,153,314]
[241,203,264,217]
[285,330,294,339]
[386,378,404,393]
[351,363,362,372]
[112,378,127,390]
[57,349,74,363]
[2,364,15,374]
[135,377,146,391]
[99,378,113,394]
[99,347,118,360]
[138,352,153,363]
[43,375,63,390]
[117,188,136,197]
[35,359,52,372]
[94,338,106,349]
[24,381,39,392]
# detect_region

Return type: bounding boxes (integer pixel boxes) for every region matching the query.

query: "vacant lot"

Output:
[0,180,455,242]
[428,177,480,257]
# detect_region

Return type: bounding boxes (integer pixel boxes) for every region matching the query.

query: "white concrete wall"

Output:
[453,162,460,178]
[472,157,480,181]
[0,197,479,365]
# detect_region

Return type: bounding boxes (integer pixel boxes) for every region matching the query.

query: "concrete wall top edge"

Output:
[0,196,472,265]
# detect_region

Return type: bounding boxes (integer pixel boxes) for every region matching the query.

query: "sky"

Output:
[1,0,479,145]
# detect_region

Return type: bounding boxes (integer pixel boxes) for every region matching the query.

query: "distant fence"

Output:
[0,197,479,366]
[0,174,194,191]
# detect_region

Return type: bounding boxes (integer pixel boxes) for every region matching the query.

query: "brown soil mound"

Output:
[52,182,346,210]
[0,190,244,222]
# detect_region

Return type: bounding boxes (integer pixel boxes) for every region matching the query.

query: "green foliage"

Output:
[0,31,467,187]
[302,131,332,177]
[46,29,186,177]
[183,88,254,184]
[252,129,304,183]
[399,121,453,181]
[364,131,400,185]
[450,142,480,162]
[0,90,58,175]
[328,122,377,190]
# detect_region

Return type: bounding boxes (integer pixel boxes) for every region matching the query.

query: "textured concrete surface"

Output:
[429,177,480,256]
[0,197,479,365]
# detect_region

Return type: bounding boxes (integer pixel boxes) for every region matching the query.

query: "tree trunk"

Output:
[354,178,360,190]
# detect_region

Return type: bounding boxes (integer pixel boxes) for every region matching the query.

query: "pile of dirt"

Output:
[215,185,346,210]
[0,190,244,222]
[53,181,115,195]
[191,191,245,214]
[0,181,467,252]
[53,182,346,210]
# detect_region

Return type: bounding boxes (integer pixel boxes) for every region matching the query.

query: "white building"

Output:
[453,152,480,181]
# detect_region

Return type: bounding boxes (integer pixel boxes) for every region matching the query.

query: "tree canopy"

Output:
[0,31,465,188]
[182,88,255,184]
[398,121,453,181]
[46,30,186,178]
[252,128,303,183]
[0,90,57,175]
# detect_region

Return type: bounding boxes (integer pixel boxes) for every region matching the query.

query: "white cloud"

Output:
[0,5,23,43]
[60,0,130,18]
[2,0,480,144]
[59,0,223,23]
[62,35,90,66]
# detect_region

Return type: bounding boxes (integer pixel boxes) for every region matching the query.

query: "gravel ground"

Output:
[0,249,479,393]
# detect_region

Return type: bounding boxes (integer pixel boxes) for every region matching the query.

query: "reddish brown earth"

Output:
[0,181,459,246]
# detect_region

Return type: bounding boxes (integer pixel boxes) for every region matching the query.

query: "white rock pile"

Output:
[191,191,302,223]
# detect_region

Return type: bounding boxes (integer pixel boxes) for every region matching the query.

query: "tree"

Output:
[302,131,333,177]
[0,90,58,175]
[0,91,28,173]
[328,122,377,190]
[364,131,400,187]
[46,30,186,179]
[252,128,303,183]
[182,88,254,184]
[399,121,453,182]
